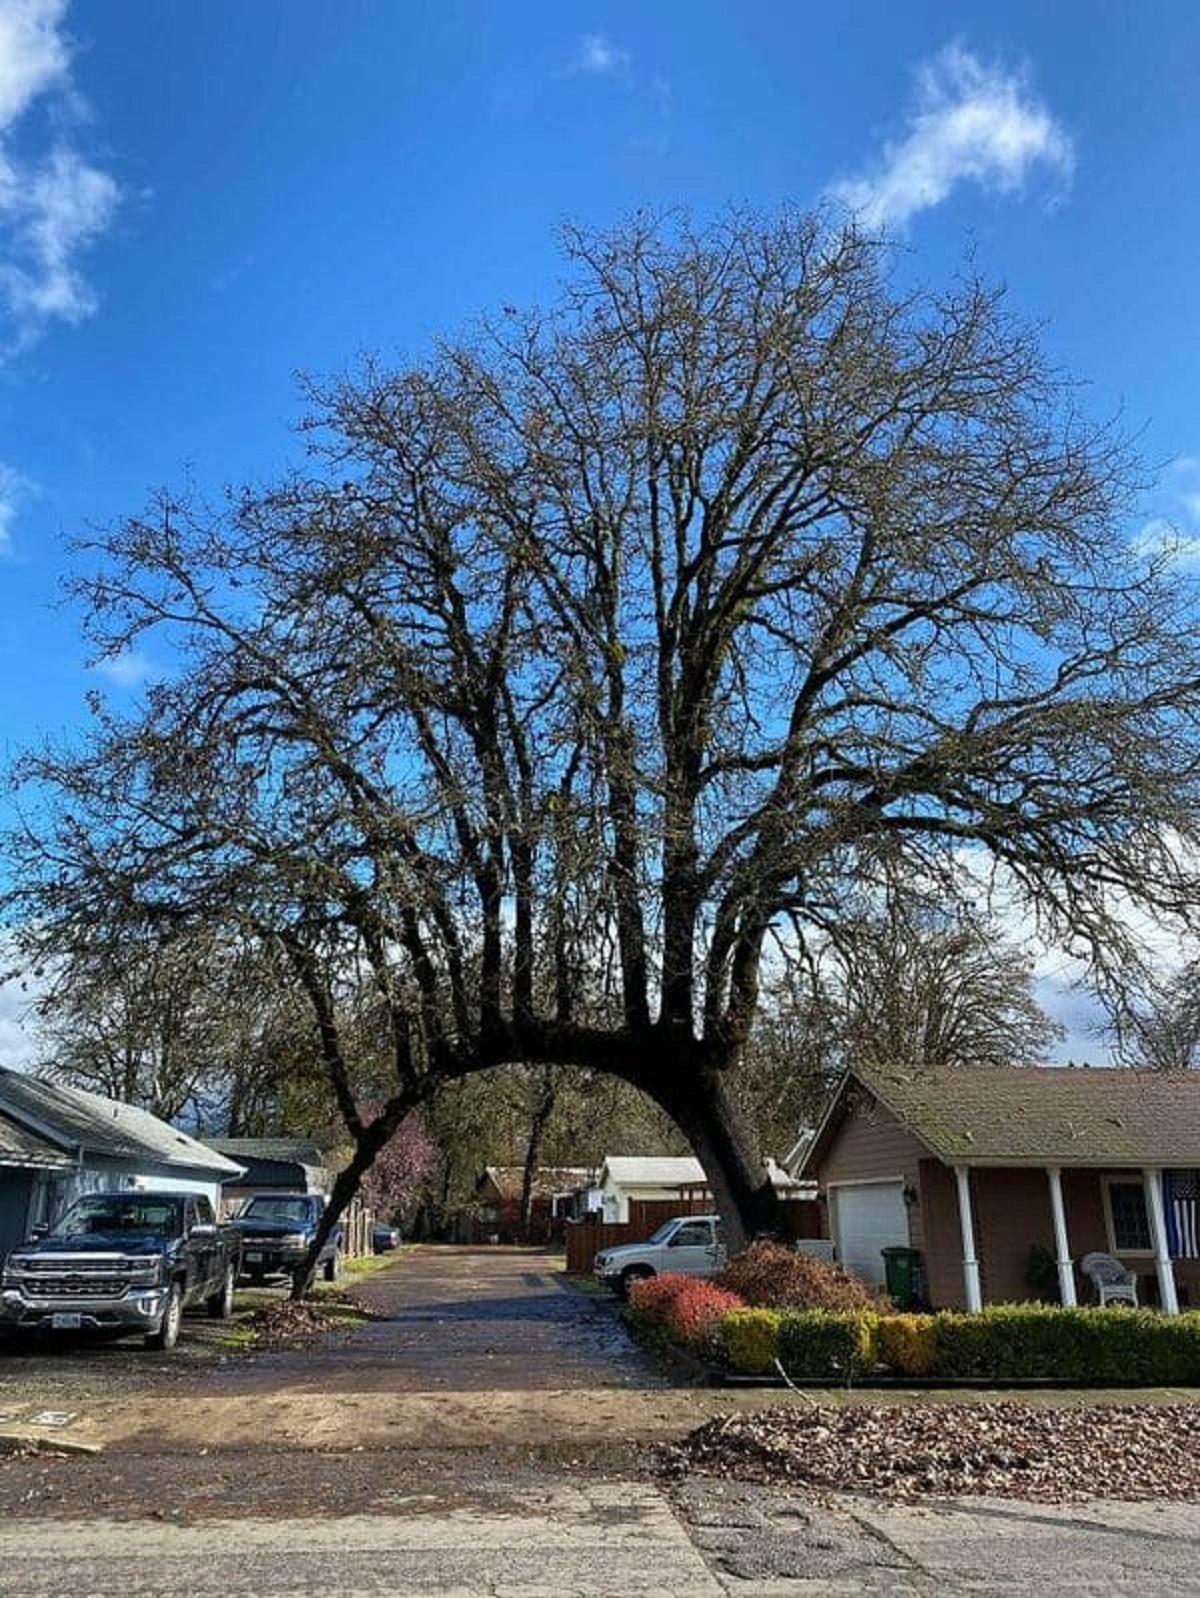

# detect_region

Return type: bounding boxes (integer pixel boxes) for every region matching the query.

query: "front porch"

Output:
[917,1161,1200,1314]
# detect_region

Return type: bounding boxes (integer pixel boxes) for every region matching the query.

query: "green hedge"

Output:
[718,1304,1200,1384]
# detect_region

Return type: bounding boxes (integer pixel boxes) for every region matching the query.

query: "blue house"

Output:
[0,1066,243,1264]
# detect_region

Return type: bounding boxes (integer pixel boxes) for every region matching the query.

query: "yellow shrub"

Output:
[875,1313,937,1376]
[720,1308,783,1375]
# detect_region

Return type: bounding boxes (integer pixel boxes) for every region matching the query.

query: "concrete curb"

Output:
[0,1431,102,1456]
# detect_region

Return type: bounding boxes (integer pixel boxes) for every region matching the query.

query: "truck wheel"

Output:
[207,1264,235,1319]
[618,1265,653,1301]
[145,1282,182,1351]
[323,1250,341,1283]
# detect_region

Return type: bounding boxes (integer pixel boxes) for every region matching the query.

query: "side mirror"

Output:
[29,1222,48,1240]
[189,1222,218,1239]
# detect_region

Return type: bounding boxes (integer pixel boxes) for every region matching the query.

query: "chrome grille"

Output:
[19,1255,139,1273]
[20,1275,129,1298]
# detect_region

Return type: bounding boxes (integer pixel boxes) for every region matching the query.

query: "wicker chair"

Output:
[1080,1251,1139,1307]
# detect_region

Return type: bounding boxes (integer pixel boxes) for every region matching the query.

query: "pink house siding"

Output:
[808,1099,928,1255]
[916,1158,968,1309]
[810,1082,1200,1310]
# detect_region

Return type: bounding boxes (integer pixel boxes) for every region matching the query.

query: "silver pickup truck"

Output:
[0,1190,242,1350]
[594,1214,727,1298]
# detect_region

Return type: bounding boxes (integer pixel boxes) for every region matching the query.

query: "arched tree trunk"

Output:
[519,1074,557,1238]
[649,1061,782,1254]
[290,1091,418,1299]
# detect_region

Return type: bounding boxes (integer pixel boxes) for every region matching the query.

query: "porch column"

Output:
[1143,1167,1179,1315]
[954,1165,983,1312]
[1045,1166,1077,1307]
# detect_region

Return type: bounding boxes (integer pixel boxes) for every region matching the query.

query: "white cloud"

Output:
[571,32,630,78]
[0,0,68,128]
[830,44,1073,231]
[1132,459,1200,567]
[94,647,152,688]
[0,458,28,552]
[0,0,119,351]
[1132,517,1200,568]
[0,965,39,1072]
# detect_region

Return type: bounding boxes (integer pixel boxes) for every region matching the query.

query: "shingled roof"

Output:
[801,1063,1200,1172]
[0,1114,74,1170]
[0,1067,243,1177]
[476,1166,595,1203]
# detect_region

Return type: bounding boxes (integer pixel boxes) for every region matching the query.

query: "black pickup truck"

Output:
[0,1190,242,1350]
[230,1192,342,1286]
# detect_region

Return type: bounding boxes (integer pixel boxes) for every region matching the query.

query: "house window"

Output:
[1104,1177,1152,1254]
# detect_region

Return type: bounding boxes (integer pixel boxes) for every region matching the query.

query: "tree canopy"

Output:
[8,208,1200,1249]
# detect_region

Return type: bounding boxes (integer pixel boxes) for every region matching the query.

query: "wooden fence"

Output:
[340,1196,374,1259]
[564,1196,823,1275]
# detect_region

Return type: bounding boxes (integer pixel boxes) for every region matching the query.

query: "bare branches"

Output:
[8,208,1200,1243]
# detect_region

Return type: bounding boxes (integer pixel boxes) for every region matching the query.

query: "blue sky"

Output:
[1,0,1199,1063]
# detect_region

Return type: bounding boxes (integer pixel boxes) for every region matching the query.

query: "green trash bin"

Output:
[881,1246,923,1309]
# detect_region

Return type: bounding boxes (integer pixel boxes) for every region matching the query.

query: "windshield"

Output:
[645,1221,679,1244]
[240,1196,316,1223]
[55,1195,183,1238]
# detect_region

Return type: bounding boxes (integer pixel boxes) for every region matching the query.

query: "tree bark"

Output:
[290,1092,417,1299]
[647,1054,782,1254]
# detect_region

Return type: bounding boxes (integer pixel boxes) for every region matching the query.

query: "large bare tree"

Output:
[8,209,1200,1265]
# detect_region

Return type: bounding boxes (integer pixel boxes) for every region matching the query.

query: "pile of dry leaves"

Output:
[663,1401,1200,1502]
[245,1290,377,1352]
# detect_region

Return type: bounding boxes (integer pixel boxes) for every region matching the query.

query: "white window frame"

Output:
[1102,1173,1154,1257]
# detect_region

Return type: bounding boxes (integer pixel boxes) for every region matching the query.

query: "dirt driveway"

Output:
[208,1244,663,1394]
[0,1245,744,1457]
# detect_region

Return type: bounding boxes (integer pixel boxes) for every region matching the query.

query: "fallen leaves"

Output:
[245,1291,377,1351]
[661,1401,1200,1502]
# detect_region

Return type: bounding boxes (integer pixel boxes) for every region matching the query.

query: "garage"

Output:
[831,1181,909,1287]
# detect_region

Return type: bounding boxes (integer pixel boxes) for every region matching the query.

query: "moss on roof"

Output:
[828,1063,1200,1168]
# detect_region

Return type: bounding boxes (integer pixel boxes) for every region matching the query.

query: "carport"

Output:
[0,1119,74,1264]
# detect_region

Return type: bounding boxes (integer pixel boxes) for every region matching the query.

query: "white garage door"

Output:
[833,1182,909,1287]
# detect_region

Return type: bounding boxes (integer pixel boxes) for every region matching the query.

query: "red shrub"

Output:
[717,1241,886,1312]
[627,1273,746,1352]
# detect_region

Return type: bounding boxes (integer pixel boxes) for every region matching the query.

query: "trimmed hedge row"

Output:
[720,1304,1200,1384]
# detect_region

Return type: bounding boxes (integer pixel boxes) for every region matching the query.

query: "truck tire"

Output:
[618,1265,654,1301]
[207,1263,235,1319]
[145,1282,182,1351]
[323,1250,340,1283]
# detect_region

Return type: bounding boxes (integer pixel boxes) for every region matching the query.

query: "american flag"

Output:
[1166,1170,1200,1260]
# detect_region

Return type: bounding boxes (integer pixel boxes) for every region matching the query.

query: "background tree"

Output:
[353,1103,437,1225]
[19,926,333,1135]
[8,208,1200,1272]
[834,893,1062,1076]
[737,892,1061,1154]
[1113,963,1200,1071]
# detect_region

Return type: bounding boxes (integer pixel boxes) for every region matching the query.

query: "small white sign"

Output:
[30,1411,77,1428]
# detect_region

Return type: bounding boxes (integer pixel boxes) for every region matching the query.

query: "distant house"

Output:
[594,1154,803,1222]
[798,1062,1200,1314]
[466,1165,597,1244]
[203,1137,332,1215]
[0,1066,244,1265]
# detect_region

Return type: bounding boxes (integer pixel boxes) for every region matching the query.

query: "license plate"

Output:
[245,1250,263,1263]
[51,1313,82,1330]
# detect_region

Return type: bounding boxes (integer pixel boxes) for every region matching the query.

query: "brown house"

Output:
[798,1064,1200,1314]
[463,1166,597,1244]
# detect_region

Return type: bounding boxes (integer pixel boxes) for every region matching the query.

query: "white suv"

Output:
[594,1215,726,1298]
